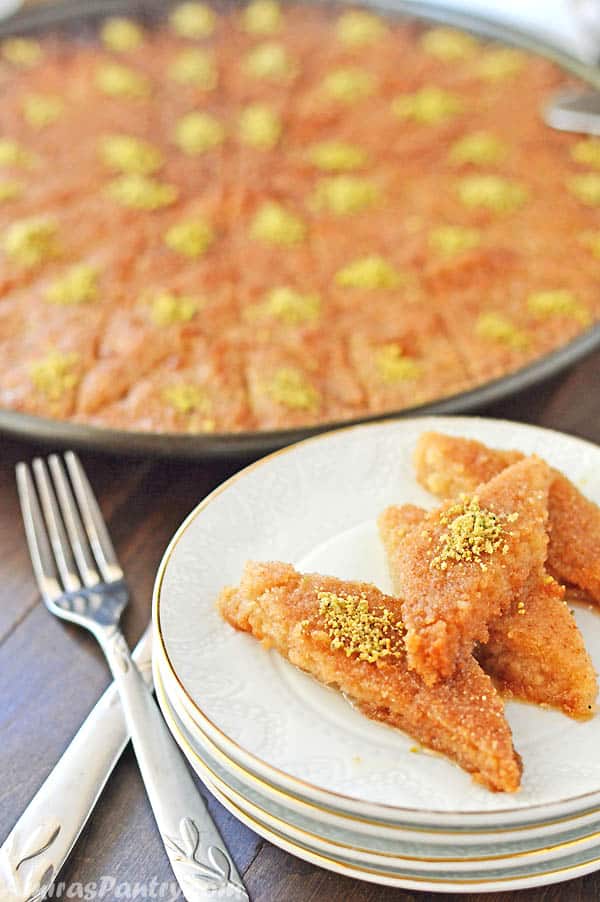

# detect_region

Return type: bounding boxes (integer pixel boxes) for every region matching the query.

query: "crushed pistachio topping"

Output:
[456,175,528,212]
[46,264,99,306]
[149,292,200,326]
[165,219,214,257]
[0,139,31,168]
[527,290,590,325]
[168,48,217,89]
[567,173,600,206]
[311,175,378,215]
[239,104,282,150]
[242,0,282,35]
[580,230,600,259]
[96,63,150,98]
[174,111,225,155]
[106,174,178,210]
[420,27,478,61]
[250,202,306,245]
[2,38,43,67]
[245,41,295,80]
[0,180,22,203]
[476,312,529,350]
[100,17,144,52]
[30,350,79,402]
[307,141,368,172]
[431,496,516,571]
[99,135,163,175]
[392,86,463,125]
[335,255,402,290]
[163,383,211,416]
[170,3,216,38]
[317,590,404,663]
[322,67,375,103]
[195,418,217,433]
[570,140,600,174]
[374,343,421,384]
[253,286,321,324]
[263,367,320,410]
[429,225,481,258]
[476,48,526,81]
[449,131,506,166]
[336,10,388,47]
[3,217,59,267]
[22,94,64,129]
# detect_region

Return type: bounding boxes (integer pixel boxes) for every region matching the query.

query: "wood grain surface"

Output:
[2,352,600,901]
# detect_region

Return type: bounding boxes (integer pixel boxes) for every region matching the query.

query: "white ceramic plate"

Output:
[206,778,600,895]
[153,416,600,829]
[154,657,600,874]
[155,663,600,896]
[156,643,600,853]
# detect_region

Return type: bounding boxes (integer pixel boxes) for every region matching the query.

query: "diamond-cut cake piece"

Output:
[379,457,551,686]
[414,432,522,499]
[477,578,597,720]
[380,504,597,719]
[218,561,522,792]
[414,432,600,605]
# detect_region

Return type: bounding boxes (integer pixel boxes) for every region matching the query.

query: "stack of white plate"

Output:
[152,416,600,893]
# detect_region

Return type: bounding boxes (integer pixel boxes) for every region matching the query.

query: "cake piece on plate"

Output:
[379,504,597,719]
[414,432,600,605]
[414,432,522,499]
[380,457,551,686]
[218,561,522,792]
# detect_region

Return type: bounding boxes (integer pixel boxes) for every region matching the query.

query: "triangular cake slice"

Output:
[218,561,522,792]
[380,457,551,686]
[414,432,522,499]
[379,505,597,719]
[415,432,600,604]
[478,579,597,719]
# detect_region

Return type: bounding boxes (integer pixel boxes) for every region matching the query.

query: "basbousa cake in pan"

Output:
[0,3,600,433]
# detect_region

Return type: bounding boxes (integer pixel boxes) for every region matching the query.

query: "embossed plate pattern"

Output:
[154,416,600,828]
[154,657,600,893]
[155,644,600,846]
[153,657,600,867]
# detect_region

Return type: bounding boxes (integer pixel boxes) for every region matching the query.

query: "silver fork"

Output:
[16,452,248,902]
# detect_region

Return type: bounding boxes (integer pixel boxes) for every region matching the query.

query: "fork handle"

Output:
[99,628,248,902]
[1,631,154,902]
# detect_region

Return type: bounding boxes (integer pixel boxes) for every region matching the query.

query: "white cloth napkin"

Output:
[402,0,600,62]
[0,0,21,21]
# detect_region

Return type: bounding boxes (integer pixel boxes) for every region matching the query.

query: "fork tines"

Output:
[16,452,123,604]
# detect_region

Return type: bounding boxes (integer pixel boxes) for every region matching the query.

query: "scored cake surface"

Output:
[1,3,599,433]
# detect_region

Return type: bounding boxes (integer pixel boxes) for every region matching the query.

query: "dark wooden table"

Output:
[2,353,600,902]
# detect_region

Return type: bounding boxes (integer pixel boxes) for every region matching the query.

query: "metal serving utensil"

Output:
[6,452,248,902]
[544,88,600,136]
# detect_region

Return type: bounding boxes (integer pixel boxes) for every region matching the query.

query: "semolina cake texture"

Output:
[379,502,597,719]
[218,560,522,792]
[379,457,551,685]
[0,3,599,432]
[414,432,600,606]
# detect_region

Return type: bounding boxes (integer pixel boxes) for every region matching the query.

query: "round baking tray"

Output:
[2,0,600,458]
